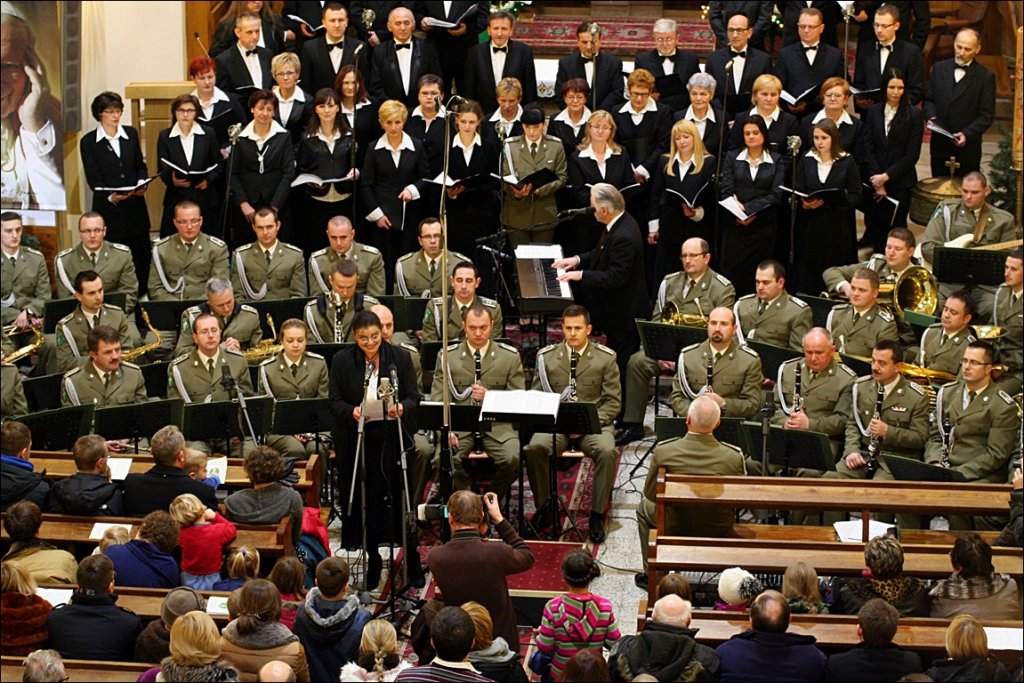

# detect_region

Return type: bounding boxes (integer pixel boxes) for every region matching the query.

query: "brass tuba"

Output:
[660,301,709,327]
[882,266,939,317]
[122,308,162,362]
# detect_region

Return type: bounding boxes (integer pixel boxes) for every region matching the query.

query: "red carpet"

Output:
[513,15,716,55]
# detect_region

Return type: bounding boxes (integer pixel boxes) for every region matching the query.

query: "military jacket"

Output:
[303,293,379,344]
[422,295,503,342]
[533,341,621,427]
[921,199,1016,265]
[670,339,763,419]
[430,340,525,441]
[55,241,139,312]
[734,291,812,351]
[1,246,50,324]
[844,375,929,459]
[175,303,262,357]
[394,249,471,298]
[308,242,385,296]
[774,358,856,442]
[56,304,133,372]
[926,380,1019,483]
[258,352,329,399]
[652,268,736,322]
[168,348,254,403]
[231,240,307,300]
[148,233,229,301]
[822,254,923,296]
[826,303,898,358]
[917,323,975,377]
[61,359,147,407]
[1,363,28,417]
[993,284,1023,372]
[500,133,567,230]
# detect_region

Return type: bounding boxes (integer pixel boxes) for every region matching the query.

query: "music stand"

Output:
[420,342,443,375]
[17,404,95,450]
[654,416,687,441]
[306,343,351,370]
[885,454,967,483]
[248,298,310,338]
[272,398,333,504]
[533,401,601,541]
[138,362,169,399]
[636,322,707,446]
[377,295,430,333]
[93,399,185,453]
[21,372,64,411]
[796,293,841,329]
[181,397,274,458]
[839,353,872,377]
[740,424,833,473]
[43,293,127,333]
[139,299,205,332]
[933,247,1008,289]
[746,340,802,380]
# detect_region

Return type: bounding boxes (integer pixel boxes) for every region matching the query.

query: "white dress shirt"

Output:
[96,124,129,158]
[237,42,263,87]
[168,122,206,165]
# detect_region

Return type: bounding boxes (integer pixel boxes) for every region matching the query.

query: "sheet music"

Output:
[36,588,73,607]
[206,456,228,482]
[983,627,1023,652]
[481,390,560,420]
[718,196,751,221]
[780,86,816,106]
[206,596,230,616]
[926,121,956,140]
[833,519,894,542]
[515,244,564,260]
[106,457,133,481]
[89,522,133,540]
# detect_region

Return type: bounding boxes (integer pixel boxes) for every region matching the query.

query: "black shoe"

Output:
[588,512,606,544]
[530,499,555,527]
[634,572,649,590]
[614,424,644,447]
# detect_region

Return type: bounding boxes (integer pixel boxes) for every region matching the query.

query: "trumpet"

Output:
[660,300,709,327]
[244,314,283,363]
[565,349,583,456]
[123,308,162,362]
[865,383,884,473]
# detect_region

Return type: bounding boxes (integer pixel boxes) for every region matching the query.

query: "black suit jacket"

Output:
[344,99,383,168]
[215,44,275,95]
[773,42,845,116]
[852,38,924,105]
[720,151,785,216]
[650,154,717,226]
[197,96,247,149]
[274,95,313,147]
[780,1,842,47]
[673,102,724,152]
[358,136,430,230]
[709,1,773,49]
[300,36,368,96]
[209,16,285,58]
[567,148,636,206]
[924,59,996,141]
[634,49,700,113]
[123,465,218,517]
[296,132,356,196]
[328,341,420,445]
[795,153,862,208]
[281,0,327,51]
[728,110,800,162]
[368,37,444,108]
[156,123,224,209]
[230,130,296,209]
[614,104,673,175]
[404,113,447,176]
[798,115,876,177]
[80,125,148,200]
[462,40,538,114]
[555,52,625,114]
[416,1,489,87]
[576,212,651,332]
[548,113,587,159]
[854,2,931,50]
[863,102,923,191]
[704,46,773,117]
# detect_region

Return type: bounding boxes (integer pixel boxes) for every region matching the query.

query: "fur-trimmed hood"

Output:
[929,572,1015,601]
[158,657,239,682]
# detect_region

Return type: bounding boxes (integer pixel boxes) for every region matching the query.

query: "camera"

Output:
[417,504,447,522]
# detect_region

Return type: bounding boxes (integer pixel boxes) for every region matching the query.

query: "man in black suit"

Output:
[462,10,537,116]
[350,1,400,49]
[854,2,931,51]
[416,1,489,97]
[300,2,367,96]
[634,18,700,115]
[368,6,443,109]
[553,183,650,401]
[924,28,995,178]
[705,13,773,120]
[780,1,842,48]
[214,12,274,96]
[852,5,924,111]
[824,599,923,682]
[709,1,773,51]
[773,7,844,120]
[554,22,626,114]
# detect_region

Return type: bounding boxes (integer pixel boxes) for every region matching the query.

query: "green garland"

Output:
[988,125,1019,218]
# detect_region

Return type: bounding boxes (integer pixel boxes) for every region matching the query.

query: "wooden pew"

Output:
[729,523,1002,546]
[0,513,293,558]
[1,656,154,682]
[35,584,233,627]
[655,474,1012,542]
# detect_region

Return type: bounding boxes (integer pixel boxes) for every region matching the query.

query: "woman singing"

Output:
[156,94,223,237]
[271,52,311,148]
[335,65,380,168]
[675,72,723,151]
[329,310,420,589]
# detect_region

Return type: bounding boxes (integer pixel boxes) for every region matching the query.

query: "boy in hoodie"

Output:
[50,434,124,516]
[104,510,180,588]
[0,420,49,512]
[294,556,371,681]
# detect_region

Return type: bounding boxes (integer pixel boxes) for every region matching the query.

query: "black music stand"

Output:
[885,454,967,483]
[377,295,430,333]
[796,293,841,329]
[17,405,95,450]
[139,299,205,332]
[248,298,310,338]
[933,247,1008,289]
[43,293,127,333]
[417,401,491,523]
[306,343,351,370]
[746,340,802,380]
[138,362,169,399]
[21,372,63,411]
[93,399,185,453]
[182,397,274,458]
[637,321,707,428]
[740,424,833,473]
[538,401,601,541]
[420,342,443,375]
[272,398,333,503]
[839,353,872,376]
[654,416,688,441]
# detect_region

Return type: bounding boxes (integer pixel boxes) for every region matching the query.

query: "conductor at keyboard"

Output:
[553,183,650,397]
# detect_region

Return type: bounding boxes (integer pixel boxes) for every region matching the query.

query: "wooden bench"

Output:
[729,523,1001,546]
[656,474,1012,542]
[0,513,293,558]
[36,583,234,627]
[1,655,154,682]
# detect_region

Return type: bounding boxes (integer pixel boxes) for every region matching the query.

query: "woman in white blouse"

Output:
[156,94,223,237]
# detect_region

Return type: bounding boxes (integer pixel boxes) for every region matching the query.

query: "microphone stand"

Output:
[437,95,458,542]
[348,362,374,595]
[713,61,732,258]
[489,120,515,309]
[758,384,782,524]
[221,369,258,459]
[786,137,802,278]
[220,124,242,244]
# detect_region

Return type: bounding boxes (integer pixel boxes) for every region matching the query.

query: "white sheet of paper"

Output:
[514,244,564,260]
[481,390,560,421]
[983,627,1023,652]
[206,596,230,616]
[89,522,133,541]
[718,196,750,221]
[106,457,133,481]
[206,456,228,482]
[36,587,73,607]
[833,519,894,542]
[926,120,956,139]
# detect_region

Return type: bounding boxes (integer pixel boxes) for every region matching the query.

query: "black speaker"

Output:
[61,1,82,132]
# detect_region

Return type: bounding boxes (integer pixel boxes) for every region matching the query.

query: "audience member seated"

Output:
[49,435,125,516]
[929,533,1020,620]
[46,554,144,661]
[224,445,304,548]
[656,573,693,602]
[0,420,48,512]
[0,560,51,656]
[994,465,1022,548]
[461,601,527,683]
[395,605,491,682]
[1,500,77,584]
[824,599,923,683]
[143,610,241,683]
[257,660,295,682]
[610,594,720,682]
[104,510,180,589]
[220,579,311,681]
[134,586,206,664]
[838,536,929,617]
[782,562,829,615]
[339,619,413,681]
[19,650,66,683]
[295,556,370,679]
[924,614,1012,683]
[561,648,612,683]
[214,546,261,592]
[268,556,307,631]
[715,567,764,612]
[96,524,130,555]
[122,425,218,516]
[715,590,826,683]
[171,493,238,591]
[536,549,621,681]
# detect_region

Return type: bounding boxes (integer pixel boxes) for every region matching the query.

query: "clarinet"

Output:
[940,413,953,468]
[705,354,714,392]
[565,349,582,455]
[865,383,884,473]
[471,351,486,456]
[792,362,805,414]
[332,293,345,343]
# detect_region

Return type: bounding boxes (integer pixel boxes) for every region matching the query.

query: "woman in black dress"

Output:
[798,77,873,169]
[189,56,246,154]
[862,68,923,254]
[295,88,356,256]
[728,74,800,163]
[792,118,863,294]
[156,94,223,237]
[650,119,716,284]
[674,72,723,153]
[271,52,312,148]
[79,91,152,291]
[229,89,296,249]
[719,115,785,296]
[335,65,381,168]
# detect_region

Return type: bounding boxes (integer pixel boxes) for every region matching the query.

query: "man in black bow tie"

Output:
[852,5,924,112]
[300,2,367,95]
[368,6,443,109]
[704,13,772,121]
[418,1,489,97]
[215,12,274,96]
[554,21,626,113]
[462,10,537,115]
[773,7,843,119]
[633,18,700,114]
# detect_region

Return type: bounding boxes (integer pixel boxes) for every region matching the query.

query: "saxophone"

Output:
[470,350,487,457]
[865,383,884,473]
[0,324,43,364]
[122,308,162,362]
[243,314,283,363]
[792,362,805,414]
[564,349,583,456]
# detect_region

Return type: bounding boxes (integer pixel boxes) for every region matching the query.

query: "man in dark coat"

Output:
[611,594,721,681]
[368,6,444,109]
[704,13,773,120]
[554,22,626,114]
[49,434,123,516]
[122,425,218,516]
[824,599,923,682]
[0,420,48,512]
[461,10,537,115]
[633,18,700,114]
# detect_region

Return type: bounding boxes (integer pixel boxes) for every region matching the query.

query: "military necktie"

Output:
[291,364,298,377]
[940,333,948,346]
[852,312,861,324]
[460,305,468,318]
[7,256,14,270]
[530,142,538,158]
[429,260,437,277]
[103,372,111,390]
[207,358,215,375]
[683,279,695,298]
[265,250,272,265]
[90,252,98,267]
[967,390,976,405]
[757,300,767,315]
[185,242,193,254]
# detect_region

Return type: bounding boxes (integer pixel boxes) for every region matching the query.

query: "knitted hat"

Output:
[161,586,206,627]
[521,105,545,126]
[718,567,764,606]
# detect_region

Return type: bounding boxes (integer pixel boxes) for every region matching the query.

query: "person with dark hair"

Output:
[733,260,812,351]
[219,579,310,680]
[329,309,420,587]
[930,534,1019,620]
[462,11,537,116]
[416,1,488,97]
[394,218,472,299]
[823,226,922,301]
[268,556,307,630]
[1,212,53,374]
[50,434,124,516]
[304,259,380,344]
[54,271,133,372]
[825,268,900,357]
[535,549,620,680]
[396,605,490,681]
[554,22,625,113]
[562,648,611,682]
[422,261,503,343]
[992,249,1022,395]
[230,205,308,302]
[716,590,826,682]
[133,586,206,664]
[367,7,443,109]
[1,500,75,584]
[104,510,180,589]
[149,200,230,307]
[708,3,773,50]
[0,359,26,420]
[79,90,152,291]
[122,425,219,516]
[852,5,924,112]
[299,3,366,96]
[773,8,844,120]
[914,291,977,377]
[295,556,372,680]
[824,599,922,682]
[309,216,385,298]
[704,12,773,121]
[210,0,285,58]
[839,537,930,616]
[46,554,144,661]
[335,64,381,169]
[548,79,592,159]
[405,74,448,182]
[60,324,147,407]
[215,11,275,95]
[0,421,49,513]
[224,446,304,548]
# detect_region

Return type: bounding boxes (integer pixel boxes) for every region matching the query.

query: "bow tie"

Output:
[955,63,970,72]
[877,42,892,51]
[730,50,746,59]
[245,49,258,57]
[395,42,411,50]
[492,45,507,54]
[802,44,817,52]
[581,55,594,63]
[328,41,344,51]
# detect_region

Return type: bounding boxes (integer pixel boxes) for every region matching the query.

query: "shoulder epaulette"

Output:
[543,133,561,142]
[235,243,254,252]
[430,296,443,305]
[723,442,744,454]
[56,247,73,258]
[713,273,732,287]
[452,251,471,263]
[240,304,258,315]
[592,342,615,356]
[184,305,201,316]
[109,242,131,253]
[259,356,276,366]
[664,271,685,283]
[739,345,759,358]
[311,247,329,258]
[447,341,461,350]
[537,344,558,356]
[101,303,122,313]
[506,134,523,143]
[281,243,303,254]
[877,309,894,322]
[834,303,851,311]
[839,364,858,378]
[306,351,325,360]
[781,357,800,367]
[855,374,873,385]
[479,296,498,308]
[907,382,926,396]
[657,436,682,446]
[398,343,419,356]
[62,366,82,379]
[397,252,416,264]
[998,390,1014,405]
[361,244,381,254]
[681,342,701,354]
[171,353,190,364]
[737,293,756,302]
[206,235,227,247]
[57,311,74,324]
[927,322,943,329]
[791,296,808,308]
[121,360,141,370]
[155,235,174,245]
[23,246,43,256]
[224,347,245,358]
[496,341,519,353]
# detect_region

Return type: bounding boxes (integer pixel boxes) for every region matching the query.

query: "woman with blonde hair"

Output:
[214,546,261,592]
[649,118,716,281]
[782,561,828,614]
[340,619,412,681]
[463,601,527,682]
[728,73,800,161]
[150,611,240,682]
[271,52,311,147]
[924,614,1011,682]
[0,560,51,656]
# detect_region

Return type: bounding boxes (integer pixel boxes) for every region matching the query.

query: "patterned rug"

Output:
[513,14,716,56]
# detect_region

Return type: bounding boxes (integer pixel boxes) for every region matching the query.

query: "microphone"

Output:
[220,364,236,391]
[363,360,375,389]
[478,244,512,263]
[787,135,802,154]
[193,31,209,57]
[494,119,507,142]
[445,94,468,113]
[557,206,596,220]
[725,59,735,71]
[353,43,365,60]
[377,376,392,404]
[227,123,243,145]
[389,365,399,392]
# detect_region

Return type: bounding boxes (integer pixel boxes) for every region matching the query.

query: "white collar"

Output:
[260,241,278,254]
[411,104,445,119]
[807,149,845,162]
[489,104,523,123]
[197,349,220,367]
[750,106,781,123]
[578,144,619,160]
[684,105,716,123]
[169,122,205,138]
[316,128,341,144]
[619,98,658,115]
[239,119,288,141]
[237,43,260,58]
[452,133,481,152]
[955,60,973,69]
[273,86,305,103]
[737,148,774,164]
[374,132,415,152]
[341,99,372,113]
[605,211,624,231]
[671,153,703,169]
[811,108,853,126]
[193,87,231,105]
[95,124,129,142]
[567,341,589,356]
[3,248,18,259]
[468,340,491,358]
[490,39,511,50]
[552,106,591,125]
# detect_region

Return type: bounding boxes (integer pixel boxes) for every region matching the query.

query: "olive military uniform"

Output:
[55,240,139,313]
[309,242,385,297]
[992,284,1023,395]
[826,303,899,358]
[303,293,380,344]
[926,381,1018,483]
[500,133,568,246]
[55,304,133,373]
[734,291,812,351]
[670,339,763,419]
[422,295,504,342]
[61,359,147,407]
[1,363,28,418]
[394,249,471,298]
[1,246,49,325]
[524,341,621,515]
[774,357,857,458]
[174,302,263,358]
[915,324,976,378]
[822,253,924,296]
[148,233,230,301]
[231,240,307,300]
[168,348,254,403]
[258,351,330,460]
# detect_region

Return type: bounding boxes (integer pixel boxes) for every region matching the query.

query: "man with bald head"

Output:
[611,593,721,679]
[635,396,745,589]
[670,306,763,420]
[716,590,826,682]
[1,9,64,210]
[367,6,443,108]
[257,661,296,682]
[309,216,385,297]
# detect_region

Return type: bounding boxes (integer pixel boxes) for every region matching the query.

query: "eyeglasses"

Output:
[823,92,845,99]
[874,22,896,29]
[276,70,297,78]
[589,125,612,131]
[654,37,676,44]
[796,24,822,30]
[356,333,382,345]
[960,358,992,367]
[177,108,198,114]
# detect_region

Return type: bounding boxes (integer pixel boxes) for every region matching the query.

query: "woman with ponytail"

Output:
[340,619,412,681]
[219,579,311,680]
